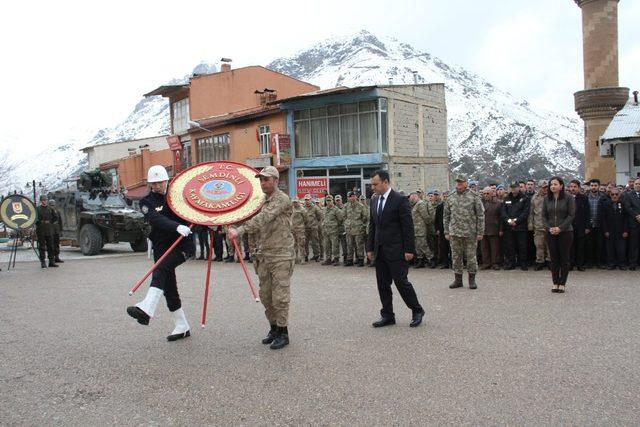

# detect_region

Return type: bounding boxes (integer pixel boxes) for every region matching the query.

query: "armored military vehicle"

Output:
[50,170,148,255]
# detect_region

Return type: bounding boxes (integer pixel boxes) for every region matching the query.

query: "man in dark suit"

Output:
[366,170,425,328]
[622,178,640,270]
[569,179,591,271]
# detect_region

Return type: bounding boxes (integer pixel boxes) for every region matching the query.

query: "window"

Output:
[293,98,387,158]
[197,134,230,162]
[172,98,189,134]
[258,125,270,155]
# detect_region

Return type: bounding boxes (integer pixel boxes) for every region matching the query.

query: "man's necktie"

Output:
[377,196,385,220]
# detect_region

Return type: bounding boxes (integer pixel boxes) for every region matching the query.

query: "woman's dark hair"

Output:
[372,169,390,183]
[547,176,566,200]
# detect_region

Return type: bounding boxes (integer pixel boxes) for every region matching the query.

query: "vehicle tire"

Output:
[79,224,103,256]
[130,237,148,252]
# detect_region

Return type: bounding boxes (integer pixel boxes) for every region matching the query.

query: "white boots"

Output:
[136,287,164,318]
[127,287,190,341]
[167,308,191,342]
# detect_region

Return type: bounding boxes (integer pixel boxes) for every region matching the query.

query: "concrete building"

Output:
[574,0,629,182]
[276,84,449,200]
[144,64,319,179]
[81,135,170,170]
[599,92,640,183]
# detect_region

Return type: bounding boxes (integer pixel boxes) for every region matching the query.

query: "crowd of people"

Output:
[191,176,640,285]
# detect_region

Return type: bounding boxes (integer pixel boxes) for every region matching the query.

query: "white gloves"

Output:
[176,225,192,237]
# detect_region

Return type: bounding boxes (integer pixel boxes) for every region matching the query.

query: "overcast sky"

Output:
[0,0,638,157]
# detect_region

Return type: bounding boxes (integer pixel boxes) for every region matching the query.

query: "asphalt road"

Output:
[1,257,639,425]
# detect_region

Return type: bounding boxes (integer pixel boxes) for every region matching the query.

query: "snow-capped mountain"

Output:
[4,33,584,194]
[267,30,583,183]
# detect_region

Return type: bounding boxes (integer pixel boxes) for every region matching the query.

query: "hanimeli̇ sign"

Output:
[296,177,328,200]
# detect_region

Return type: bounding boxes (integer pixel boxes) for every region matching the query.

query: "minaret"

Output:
[574,0,628,182]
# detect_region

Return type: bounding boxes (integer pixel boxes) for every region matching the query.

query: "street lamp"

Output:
[25,180,43,202]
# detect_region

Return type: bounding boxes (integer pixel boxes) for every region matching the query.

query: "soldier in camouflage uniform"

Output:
[444,173,485,289]
[344,191,368,266]
[304,195,322,261]
[315,198,325,260]
[48,198,65,264]
[321,195,343,266]
[291,199,308,264]
[426,191,438,267]
[528,179,550,270]
[409,192,431,268]
[35,195,58,269]
[334,195,348,263]
[229,166,295,350]
[360,194,372,264]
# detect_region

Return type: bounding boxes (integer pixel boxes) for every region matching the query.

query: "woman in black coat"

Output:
[543,177,576,293]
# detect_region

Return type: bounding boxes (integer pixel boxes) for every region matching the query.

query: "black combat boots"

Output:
[468,273,477,289]
[449,273,463,289]
[344,260,354,267]
[415,258,426,269]
[40,260,47,268]
[356,258,365,267]
[270,326,289,350]
[262,324,277,344]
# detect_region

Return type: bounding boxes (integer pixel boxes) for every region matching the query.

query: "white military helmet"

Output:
[147,165,169,183]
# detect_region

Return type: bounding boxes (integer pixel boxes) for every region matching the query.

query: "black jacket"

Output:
[435,201,445,233]
[366,189,415,261]
[501,192,530,232]
[572,193,591,236]
[622,191,640,229]
[601,198,628,237]
[140,190,194,255]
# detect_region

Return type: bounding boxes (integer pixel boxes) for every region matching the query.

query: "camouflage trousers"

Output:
[415,234,434,260]
[255,258,294,327]
[305,227,321,259]
[346,233,365,262]
[339,234,347,259]
[317,225,324,257]
[293,228,307,263]
[534,230,551,263]
[324,231,341,260]
[450,236,479,274]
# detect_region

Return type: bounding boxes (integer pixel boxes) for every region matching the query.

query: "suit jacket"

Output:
[622,191,640,229]
[572,192,591,236]
[601,198,628,236]
[366,189,415,261]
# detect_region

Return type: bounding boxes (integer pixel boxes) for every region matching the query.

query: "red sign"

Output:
[167,161,265,226]
[182,163,255,214]
[297,177,328,200]
[167,135,182,151]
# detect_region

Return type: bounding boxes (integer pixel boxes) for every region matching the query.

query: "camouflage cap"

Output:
[416,189,423,194]
[39,194,48,201]
[304,194,312,200]
[255,166,279,179]
[433,189,440,195]
[334,195,342,201]
[454,173,468,182]
[347,191,356,197]
[359,194,366,200]
[325,194,334,201]
[538,179,549,187]
[292,198,300,203]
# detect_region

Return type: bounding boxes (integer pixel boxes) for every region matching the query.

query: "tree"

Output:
[0,150,15,195]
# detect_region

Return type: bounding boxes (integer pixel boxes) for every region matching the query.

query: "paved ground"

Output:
[1,257,639,425]
[0,241,142,264]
